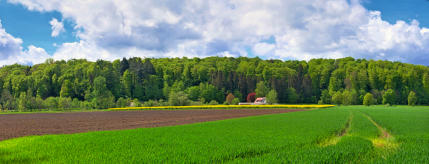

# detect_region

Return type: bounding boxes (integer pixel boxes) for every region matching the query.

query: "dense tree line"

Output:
[0,57,427,111]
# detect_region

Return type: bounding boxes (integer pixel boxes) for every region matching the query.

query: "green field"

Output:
[1,106,429,163]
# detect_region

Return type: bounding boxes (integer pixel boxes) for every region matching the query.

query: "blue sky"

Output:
[0,2,76,54]
[0,0,429,65]
[363,0,429,27]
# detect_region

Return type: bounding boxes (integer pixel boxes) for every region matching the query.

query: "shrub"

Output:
[131,99,142,107]
[59,97,72,110]
[233,90,243,102]
[81,101,94,110]
[231,98,240,105]
[116,97,130,108]
[71,98,80,109]
[44,97,58,110]
[143,100,159,107]
[190,100,204,106]
[168,91,191,106]
[363,93,375,106]
[208,100,219,105]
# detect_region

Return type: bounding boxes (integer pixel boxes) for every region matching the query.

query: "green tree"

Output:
[17,92,27,112]
[200,83,223,103]
[92,76,115,109]
[60,80,73,98]
[408,91,417,106]
[59,97,72,110]
[36,84,49,99]
[363,93,375,106]
[171,81,185,93]
[382,89,396,105]
[225,93,235,105]
[186,86,200,101]
[342,90,353,105]
[331,91,343,105]
[266,90,278,104]
[255,81,269,97]
[286,88,298,104]
[44,97,58,110]
[121,70,135,98]
[319,90,331,104]
[0,90,16,110]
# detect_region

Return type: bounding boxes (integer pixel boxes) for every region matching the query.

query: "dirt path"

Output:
[0,109,302,141]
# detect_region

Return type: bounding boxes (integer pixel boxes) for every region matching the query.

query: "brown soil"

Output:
[0,109,302,141]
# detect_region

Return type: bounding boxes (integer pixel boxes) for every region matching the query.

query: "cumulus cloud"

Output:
[253,43,276,56]
[0,19,23,60]
[5,0,429,65]
[49,18,64,37]
[0,19,50,66]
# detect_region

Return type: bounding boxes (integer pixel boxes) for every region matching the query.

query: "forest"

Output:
[0,56,428,111]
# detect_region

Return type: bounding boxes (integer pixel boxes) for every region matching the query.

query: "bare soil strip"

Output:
[0,109,302,141]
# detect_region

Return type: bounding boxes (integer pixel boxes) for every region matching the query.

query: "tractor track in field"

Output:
[318,111,353,147]
[360,112,398,149]
[0,109,303,141]
[361,113,392,139]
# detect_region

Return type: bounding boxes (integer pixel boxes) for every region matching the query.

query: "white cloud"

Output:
[5,0,429,65]
[0,19,50,66]
[0,19,23,60]
[49,18,64,37]
[253,43,275,56]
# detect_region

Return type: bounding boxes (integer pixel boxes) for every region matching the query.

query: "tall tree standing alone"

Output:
[408,91,417,106]
[266,90,278,104]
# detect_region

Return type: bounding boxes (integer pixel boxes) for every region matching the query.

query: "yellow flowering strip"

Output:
[109,104,335,110]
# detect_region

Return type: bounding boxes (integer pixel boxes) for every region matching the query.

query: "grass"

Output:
[0,105,428,163]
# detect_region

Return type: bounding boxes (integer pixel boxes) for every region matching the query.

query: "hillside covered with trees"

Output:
[0,57,428,111]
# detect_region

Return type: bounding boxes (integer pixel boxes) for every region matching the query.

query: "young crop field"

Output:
[0,106,428,163]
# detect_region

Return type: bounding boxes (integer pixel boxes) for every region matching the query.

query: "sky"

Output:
[0,0,429,66]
